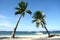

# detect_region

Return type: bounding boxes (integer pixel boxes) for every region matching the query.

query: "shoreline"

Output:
[0,34,60,40]
[0,34,60,38]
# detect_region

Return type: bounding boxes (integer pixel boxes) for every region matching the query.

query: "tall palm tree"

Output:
[32,11,50,37]
[11,1,32,38]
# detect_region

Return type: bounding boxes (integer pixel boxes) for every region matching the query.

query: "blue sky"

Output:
[0,0,60,31]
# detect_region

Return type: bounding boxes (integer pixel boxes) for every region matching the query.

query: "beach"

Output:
[0,34,60,40]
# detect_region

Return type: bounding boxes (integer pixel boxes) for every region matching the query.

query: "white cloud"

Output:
[0,15,7,19]
[0,21,13,28]
[0,23,11,27]
[0,21,14,31]
[0,14,15,31]
[0,15,14,28]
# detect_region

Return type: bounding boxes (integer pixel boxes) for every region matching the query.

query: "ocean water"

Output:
[0,31,60,35]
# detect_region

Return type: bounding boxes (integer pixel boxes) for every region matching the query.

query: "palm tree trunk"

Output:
[11,15,22,38]
[44,26,50,37]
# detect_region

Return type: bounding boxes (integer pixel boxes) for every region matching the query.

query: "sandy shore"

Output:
[0,34,60,40]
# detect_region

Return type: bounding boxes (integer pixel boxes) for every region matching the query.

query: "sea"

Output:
[0,31,60,35]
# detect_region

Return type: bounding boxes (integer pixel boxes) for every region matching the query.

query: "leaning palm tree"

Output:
[32,11,50,37]
[11,1,32,38]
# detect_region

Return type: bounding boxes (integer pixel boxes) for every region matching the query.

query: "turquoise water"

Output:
[0,31,60,35]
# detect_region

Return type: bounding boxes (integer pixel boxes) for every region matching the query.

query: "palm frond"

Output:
[36,22,39,27]
[25,3,28,9]
[32,19,37,23]
[42,15,46,18]
[33,11,42,19]
[19,1,25,8]
[41,23,44,28]
[18,8,24,13]
[32,11,46,28]
[15,7,20,10]
[26,10,32,14]
[42,19,46,25]
[32,15,37,19]
[15,12,20,15]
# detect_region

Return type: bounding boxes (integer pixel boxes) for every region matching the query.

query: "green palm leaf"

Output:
[41,23,44,28]
[32,11,50,37]
[15,12,20,15]
[36,22,39,27]
[19,1,25,8]
[12,1,32,38]
[15,7,20,10]
[25,3,28,9]
[26,10,32,14]
[33,11,42,19]
[32,19,37,23]
[32,11,46,27]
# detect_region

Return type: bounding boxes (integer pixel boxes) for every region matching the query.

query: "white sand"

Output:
[0,34,60,40]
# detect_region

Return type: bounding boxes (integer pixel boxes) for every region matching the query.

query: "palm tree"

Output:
[32,11,50,37]
[11,1,32,38]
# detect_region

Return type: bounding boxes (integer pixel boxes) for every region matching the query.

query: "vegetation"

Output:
[11,0,51,38]
[32,11,50,37]
[11,1,32,38]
